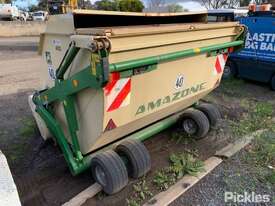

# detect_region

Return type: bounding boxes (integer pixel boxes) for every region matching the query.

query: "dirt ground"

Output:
[0,49,274,206]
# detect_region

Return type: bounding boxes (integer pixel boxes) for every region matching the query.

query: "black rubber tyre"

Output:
[91,150,128,195]
[180,108,210,139]
[196,103,221,128]
[222,60,237,79]
[116,139,151,179]
[270,74,275,91]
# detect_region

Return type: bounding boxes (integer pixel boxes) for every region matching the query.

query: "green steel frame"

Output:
[33,38,245,175]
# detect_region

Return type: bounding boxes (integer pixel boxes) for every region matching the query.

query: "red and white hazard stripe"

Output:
[104,72,131,112]
[214,54,228,75]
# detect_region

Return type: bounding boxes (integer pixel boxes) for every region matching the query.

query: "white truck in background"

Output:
[32,11,48,21]
[0,4,20,20]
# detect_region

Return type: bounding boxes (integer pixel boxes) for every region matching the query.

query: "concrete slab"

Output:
[0,150,21,206]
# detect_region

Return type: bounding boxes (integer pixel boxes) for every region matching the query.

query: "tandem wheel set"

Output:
[89,103,220,194]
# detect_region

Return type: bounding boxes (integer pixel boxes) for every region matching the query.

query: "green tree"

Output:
[94,0,144,12]
[167,4,186,12]
[119,0,144,12]
[28,4,39,12]
[1,0,12,3]
[93,0,120,11]
[28,0,48,11]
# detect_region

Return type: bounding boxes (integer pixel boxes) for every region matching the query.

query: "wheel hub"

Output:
[183,119,198,134]
[223,65,231,75]
[95,165,107,186]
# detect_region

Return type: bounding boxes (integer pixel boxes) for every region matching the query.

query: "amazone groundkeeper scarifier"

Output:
[29,10,246,194]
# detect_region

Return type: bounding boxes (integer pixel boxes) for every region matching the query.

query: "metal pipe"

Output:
[128,114,180,142]
[109,40,244,73]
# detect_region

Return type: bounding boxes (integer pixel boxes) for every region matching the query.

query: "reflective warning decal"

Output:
[104,119,117,132]
[104,72,131,112]
[214,54,228,75]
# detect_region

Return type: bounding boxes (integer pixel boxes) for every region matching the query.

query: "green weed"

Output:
[126,198,140,206]
[169,153,205,178]
[239,98,251,110]
[219,79,245,96]
[249,132,275,166]
[132,179,153,201]
[153,152,204,191]
[171,131,194,144]
[222,78,245,89]
[19,117,36,137]
[253,102,273,118]
[126,179,153,206]
[153,170,175,191]
[243,131,275,185]
[265,171,275,184]
[231,102,273,137]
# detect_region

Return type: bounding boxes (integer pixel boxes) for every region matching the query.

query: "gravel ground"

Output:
[171,150,275,206]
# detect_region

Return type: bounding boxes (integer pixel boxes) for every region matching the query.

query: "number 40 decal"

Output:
[175,74,184,89]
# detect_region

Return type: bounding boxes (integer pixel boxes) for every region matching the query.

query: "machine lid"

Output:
[72,9,207,29]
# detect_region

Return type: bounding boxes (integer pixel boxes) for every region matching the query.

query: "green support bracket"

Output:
[40,67,102,104]
[98,48,110,86]
[35,104,81,175]
[63,95,83,161]
[39,48,111,105]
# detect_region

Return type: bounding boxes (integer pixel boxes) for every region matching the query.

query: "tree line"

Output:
[27,0,188,12]
[22,0,261,12]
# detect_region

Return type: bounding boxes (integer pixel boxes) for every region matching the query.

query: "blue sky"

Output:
[13,0,204,11]
[13,0,37,8]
